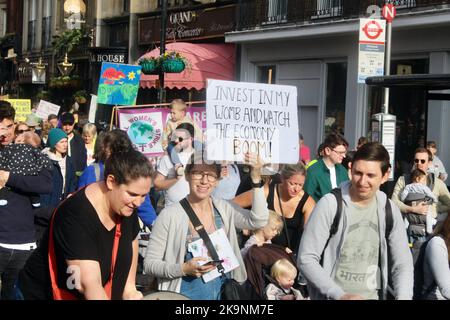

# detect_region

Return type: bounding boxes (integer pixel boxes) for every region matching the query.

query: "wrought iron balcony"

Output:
[237,0,450,31]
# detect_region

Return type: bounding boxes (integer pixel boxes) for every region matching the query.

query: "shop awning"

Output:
[139,42,235,90]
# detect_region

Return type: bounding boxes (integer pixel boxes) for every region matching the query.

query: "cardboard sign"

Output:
[5,99,31,122]
[97,63,142,106]
[35,100,60,120]
[206,79,299,164]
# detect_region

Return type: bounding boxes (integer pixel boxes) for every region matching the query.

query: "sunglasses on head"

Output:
[414,159,427,164]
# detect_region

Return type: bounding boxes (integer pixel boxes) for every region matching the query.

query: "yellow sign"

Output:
[5,99,32,122]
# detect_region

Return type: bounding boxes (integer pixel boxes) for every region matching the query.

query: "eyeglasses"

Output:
[414,159,427,164]
[190,171,218,182]
[17,129,30,134]
[332,149,347,156]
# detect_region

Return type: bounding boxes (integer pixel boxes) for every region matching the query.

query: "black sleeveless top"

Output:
[267,181,309,253]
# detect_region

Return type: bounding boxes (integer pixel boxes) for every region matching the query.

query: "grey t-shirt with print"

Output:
[334,199,380,300]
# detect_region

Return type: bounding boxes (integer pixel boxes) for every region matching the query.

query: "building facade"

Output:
[226,0,450,180]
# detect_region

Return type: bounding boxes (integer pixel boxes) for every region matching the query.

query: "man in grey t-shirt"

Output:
[298,142,413,300]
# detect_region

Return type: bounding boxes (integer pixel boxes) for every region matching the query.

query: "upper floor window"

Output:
[42,0,52,49]
[28,0,38,51]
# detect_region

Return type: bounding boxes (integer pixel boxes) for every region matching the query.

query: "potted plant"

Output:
[160,51,189,73]
[73,90,87,104]
[138,57,160,75]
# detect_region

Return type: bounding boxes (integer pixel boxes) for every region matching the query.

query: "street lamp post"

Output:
[159,0,167,104]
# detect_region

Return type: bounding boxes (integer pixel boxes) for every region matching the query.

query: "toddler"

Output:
[265,258,306,300]
[241,210,283,258]
[400,168,437,236]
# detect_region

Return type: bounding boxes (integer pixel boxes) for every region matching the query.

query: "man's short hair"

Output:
[352,142,390,175]
[175,122,194,139]
[0,100,15,121]
[323,133,348,150]
[414,147,432,161]
[60,112,75,125]
[426,141,437,149]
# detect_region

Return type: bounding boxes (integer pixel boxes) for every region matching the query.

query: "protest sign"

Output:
[5,99,31,122]
[118,106,206,157]
[97,63,141,106]
[206,79,299,164]
[88,94,98,123]
[35,100,60,120]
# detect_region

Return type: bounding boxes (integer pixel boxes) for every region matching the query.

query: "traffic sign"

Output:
[359,19,386,44]
[382,4,396,23]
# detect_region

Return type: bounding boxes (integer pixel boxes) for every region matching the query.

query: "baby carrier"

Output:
[402,173,435,240]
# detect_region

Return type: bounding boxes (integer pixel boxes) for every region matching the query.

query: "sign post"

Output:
[371,4,397,180]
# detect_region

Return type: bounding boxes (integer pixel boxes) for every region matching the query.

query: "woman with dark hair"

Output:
[144,151,268,300]
[234,163,315,254]
[77,129,156,228]
[422,213,450,300]
[19,149,154,300]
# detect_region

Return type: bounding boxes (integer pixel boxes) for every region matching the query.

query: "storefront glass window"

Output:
[325,62,347,136]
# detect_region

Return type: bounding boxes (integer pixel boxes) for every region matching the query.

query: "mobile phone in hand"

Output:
[204,259,224,266]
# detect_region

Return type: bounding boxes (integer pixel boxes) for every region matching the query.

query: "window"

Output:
[313,0,342,19]
[42,0,52,49]
[28,0,38,51]
[257,65,276,84]
[1,8,6,37]
[265,0,288,24]
[325,62,347,136]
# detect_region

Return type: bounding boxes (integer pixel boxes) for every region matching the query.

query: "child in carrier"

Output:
[0,134,51,205]
[265,258,307,300]
[240,210,284,258]
[400,168,437,238]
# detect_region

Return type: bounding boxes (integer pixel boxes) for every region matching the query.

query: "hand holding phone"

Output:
[204,259,224,266]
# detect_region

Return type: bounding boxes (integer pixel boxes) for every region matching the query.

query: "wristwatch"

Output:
[251,180,265,188]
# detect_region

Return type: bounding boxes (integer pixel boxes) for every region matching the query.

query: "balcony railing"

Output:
[237,0,450,31]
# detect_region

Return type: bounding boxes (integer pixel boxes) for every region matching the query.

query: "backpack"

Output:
[412,237,434,300]
[322,188,393,259]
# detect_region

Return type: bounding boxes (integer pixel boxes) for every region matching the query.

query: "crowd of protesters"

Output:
[0,98,449,301]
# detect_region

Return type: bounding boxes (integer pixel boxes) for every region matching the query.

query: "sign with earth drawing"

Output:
[97,63,142,106]
[117,108,166,156]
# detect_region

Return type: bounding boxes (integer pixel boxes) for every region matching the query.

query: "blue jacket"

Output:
[78,162,157,227]
[40,156,77,209]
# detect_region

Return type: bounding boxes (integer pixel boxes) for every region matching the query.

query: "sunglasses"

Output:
[173,136,187,143]
[414,159,427,164]
[17,129,30,134]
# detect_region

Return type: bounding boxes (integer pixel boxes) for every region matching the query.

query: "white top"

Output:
[157,151,193,207]
[329,165,337,189]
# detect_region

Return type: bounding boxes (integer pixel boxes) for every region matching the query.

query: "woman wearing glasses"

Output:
[144,150,268,300]
[13,122,30,143]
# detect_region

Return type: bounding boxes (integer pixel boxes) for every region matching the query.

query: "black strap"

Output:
[321,188,393,266]
[180,198,225,274]
[276,184,291,250]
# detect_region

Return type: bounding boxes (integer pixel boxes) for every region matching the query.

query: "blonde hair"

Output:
[22,132,41,148]
[254,210,283,234]
[270,258,297,279]
[170,99,187,112]
[82,122,97,136]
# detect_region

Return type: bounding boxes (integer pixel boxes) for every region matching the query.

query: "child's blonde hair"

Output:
[22,132,41,148]
[170,99,187,112]
[254,210,283,235]
[271,258,297,280]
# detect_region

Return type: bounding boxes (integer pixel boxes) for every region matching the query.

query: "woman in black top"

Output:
[19,149,153,300]
[234,163,315,254]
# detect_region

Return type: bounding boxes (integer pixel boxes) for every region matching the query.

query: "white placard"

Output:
[35,100,61,120]
[88,94,98,123]
[206,79,299,164]
[187,228,240,283]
